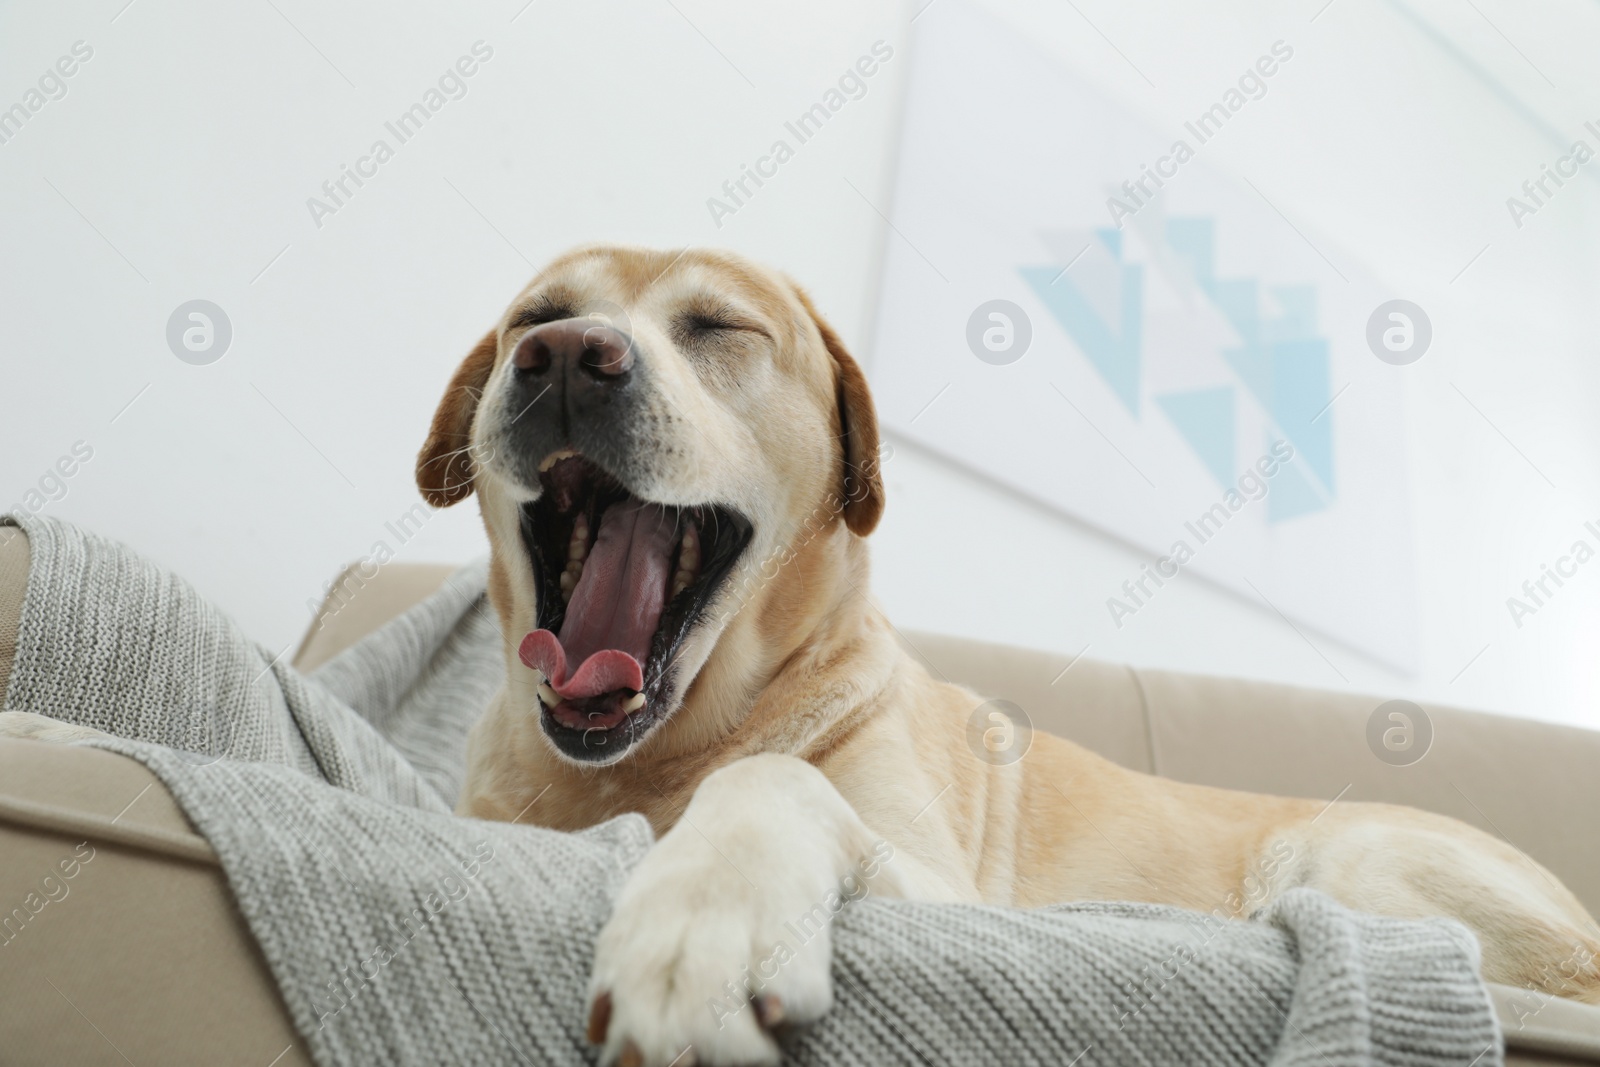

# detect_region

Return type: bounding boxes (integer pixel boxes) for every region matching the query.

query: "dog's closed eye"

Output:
[674,301,767,348]
[507,294,579,332]
[683,310,739,332]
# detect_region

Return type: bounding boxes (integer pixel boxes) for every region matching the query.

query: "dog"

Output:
[4,244,1596,1065]
[416,244,1600,1065]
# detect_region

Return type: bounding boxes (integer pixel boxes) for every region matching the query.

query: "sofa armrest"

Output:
[292,561,460,672]
[0,739,311,1065]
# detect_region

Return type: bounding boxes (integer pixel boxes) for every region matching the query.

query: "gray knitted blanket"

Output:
[1,513,1503,1067]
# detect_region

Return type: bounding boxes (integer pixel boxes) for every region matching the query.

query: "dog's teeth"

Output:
[678,524,700,573]
[538,684,561,707]
[538,448,579,473]
[671,522,699,597]
[621,693,646,713]
[561,559,585,603]
[569,516,589,562]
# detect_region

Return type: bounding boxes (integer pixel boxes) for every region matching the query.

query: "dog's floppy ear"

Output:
[416,328,499,508]
[794,287,885,537]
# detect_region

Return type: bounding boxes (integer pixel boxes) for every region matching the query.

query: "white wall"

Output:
[4,0,1599,730]
[0,0,905,656]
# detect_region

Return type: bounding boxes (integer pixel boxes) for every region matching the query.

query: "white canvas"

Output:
[870,0,1420,671]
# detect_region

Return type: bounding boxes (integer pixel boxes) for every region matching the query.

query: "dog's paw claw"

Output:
[588,991,613,1044]
[588,842,834,1066]
[752,994,784,1030]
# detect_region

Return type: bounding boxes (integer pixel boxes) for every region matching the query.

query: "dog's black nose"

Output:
[513,319,635,382]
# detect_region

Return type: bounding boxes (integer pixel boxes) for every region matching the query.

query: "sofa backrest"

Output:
[297,563,1600,917]
[907,629,1600,917]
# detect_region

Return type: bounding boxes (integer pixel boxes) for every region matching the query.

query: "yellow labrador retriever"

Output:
[5,244,1593,1064]
[414,245,1599,1065]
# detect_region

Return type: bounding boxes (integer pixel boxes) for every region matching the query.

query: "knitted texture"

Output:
[0,513,1503,1067]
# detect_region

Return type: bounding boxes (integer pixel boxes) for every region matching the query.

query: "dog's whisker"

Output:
[429,444,480,465]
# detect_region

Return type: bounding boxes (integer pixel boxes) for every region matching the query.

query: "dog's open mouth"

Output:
[518,451,752,761]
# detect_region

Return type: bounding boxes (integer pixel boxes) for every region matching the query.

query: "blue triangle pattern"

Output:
[1020,263,1144,416]
[1267,436,1330,522]
[1270,338,1335,491]
[1163,217,1337,512]
[1156,388,1235,488]
[1213,279,1260,345]
[1222,345,1273,406]
[1166,218,1215,287]
[1266,286,1317,343]
[1019,217,1339,522]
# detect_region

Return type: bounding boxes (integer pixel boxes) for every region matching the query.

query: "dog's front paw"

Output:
[588,830,837,1066]
[0,711,107,743]
[585,755,903,1066]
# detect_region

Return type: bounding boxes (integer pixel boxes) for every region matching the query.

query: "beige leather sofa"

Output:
[3,560,1599,1065]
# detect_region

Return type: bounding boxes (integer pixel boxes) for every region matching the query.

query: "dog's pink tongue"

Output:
[518,502,675,700]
